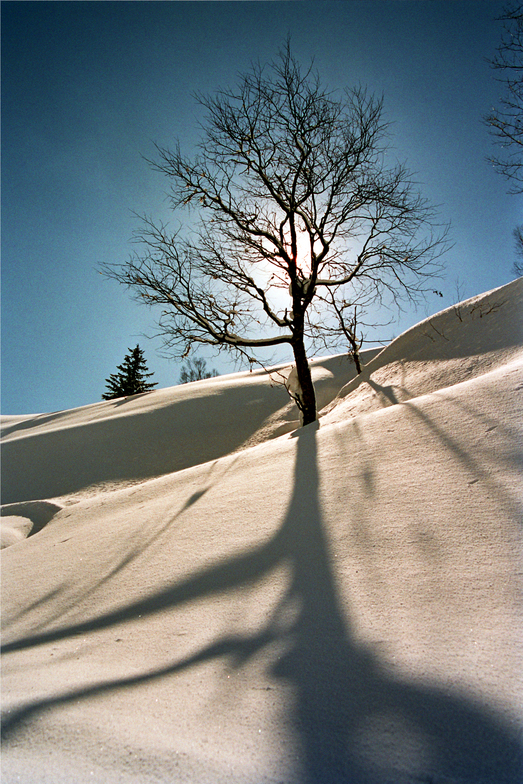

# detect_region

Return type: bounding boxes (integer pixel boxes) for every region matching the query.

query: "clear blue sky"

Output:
[2,0,521,415]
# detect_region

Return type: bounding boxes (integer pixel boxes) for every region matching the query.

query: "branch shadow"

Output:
[0,411,69,438]
[2,424,522,783]
[7,457,238,637]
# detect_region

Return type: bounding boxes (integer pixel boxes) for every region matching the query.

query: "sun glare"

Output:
[294,229,313,276]
[251,222,325,317]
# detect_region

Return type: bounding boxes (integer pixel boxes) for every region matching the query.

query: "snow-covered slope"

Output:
[0,348,380,505]
[322,277,523,423]
[1,279,522,784]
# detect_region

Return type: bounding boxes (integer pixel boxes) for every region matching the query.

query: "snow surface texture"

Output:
[1,279,522,784]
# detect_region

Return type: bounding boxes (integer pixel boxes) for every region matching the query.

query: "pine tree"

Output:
[103,44,449,425]
[102,345,157,400]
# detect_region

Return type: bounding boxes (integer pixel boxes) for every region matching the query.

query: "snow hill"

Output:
[1,279,522,784]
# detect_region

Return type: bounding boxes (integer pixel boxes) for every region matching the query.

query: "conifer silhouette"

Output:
[102,345,157,400]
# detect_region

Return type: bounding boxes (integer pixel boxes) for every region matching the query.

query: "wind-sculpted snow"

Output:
[0,353,371,505]
[1,280,522,784]
[322,277,523,423]
[2,280,522,508]
[0,501,62,549]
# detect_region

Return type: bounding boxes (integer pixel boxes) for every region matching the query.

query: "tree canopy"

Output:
[105,44,449,424]
[486,3,523,193]
[179,357,219,384]
[485,4,523,276]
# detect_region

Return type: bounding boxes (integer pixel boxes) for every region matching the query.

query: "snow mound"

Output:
[0,352,372,505]
[1,280,522,784]
[1,516,34,549]
[2,280,521,506]
[0,501,62,548]
[322,277,523,423]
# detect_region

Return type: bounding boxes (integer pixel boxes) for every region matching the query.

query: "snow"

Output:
[1,279,522,784]
[0,515,34,548]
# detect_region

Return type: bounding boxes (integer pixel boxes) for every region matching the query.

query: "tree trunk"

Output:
[292,334,317,426]
[350,343,362,375]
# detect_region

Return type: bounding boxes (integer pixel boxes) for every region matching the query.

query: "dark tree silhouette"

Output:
[485,5,523,277]
[102,345,157,400]
[486,4,523,193]
[514,225,523,275]
[179,357,219,384]
[105,43,449,425]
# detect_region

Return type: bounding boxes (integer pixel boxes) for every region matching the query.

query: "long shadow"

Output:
[6,458,238,637]
[2,425,522,782]
[266,426,522,783]
[0,410,70,438]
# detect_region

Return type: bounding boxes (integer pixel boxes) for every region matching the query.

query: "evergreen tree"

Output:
[102,345,157,400]
[104,44,449,425]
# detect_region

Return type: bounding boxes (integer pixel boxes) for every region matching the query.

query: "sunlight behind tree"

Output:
[105,42,449,424]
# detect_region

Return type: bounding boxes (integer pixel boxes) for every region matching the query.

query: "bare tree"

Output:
[485,4,523,193]
[513,224,523,275]
[105,44,449,425]
[179,357,219,384]
[485,5,523,277]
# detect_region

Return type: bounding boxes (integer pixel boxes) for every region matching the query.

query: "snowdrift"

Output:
[1,279,522,784]
[0,348,379,505]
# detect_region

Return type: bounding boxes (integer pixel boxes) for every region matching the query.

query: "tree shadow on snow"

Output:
[2,424,522,783]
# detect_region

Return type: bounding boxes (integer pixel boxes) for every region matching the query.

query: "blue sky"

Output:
[2,0,521,415]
